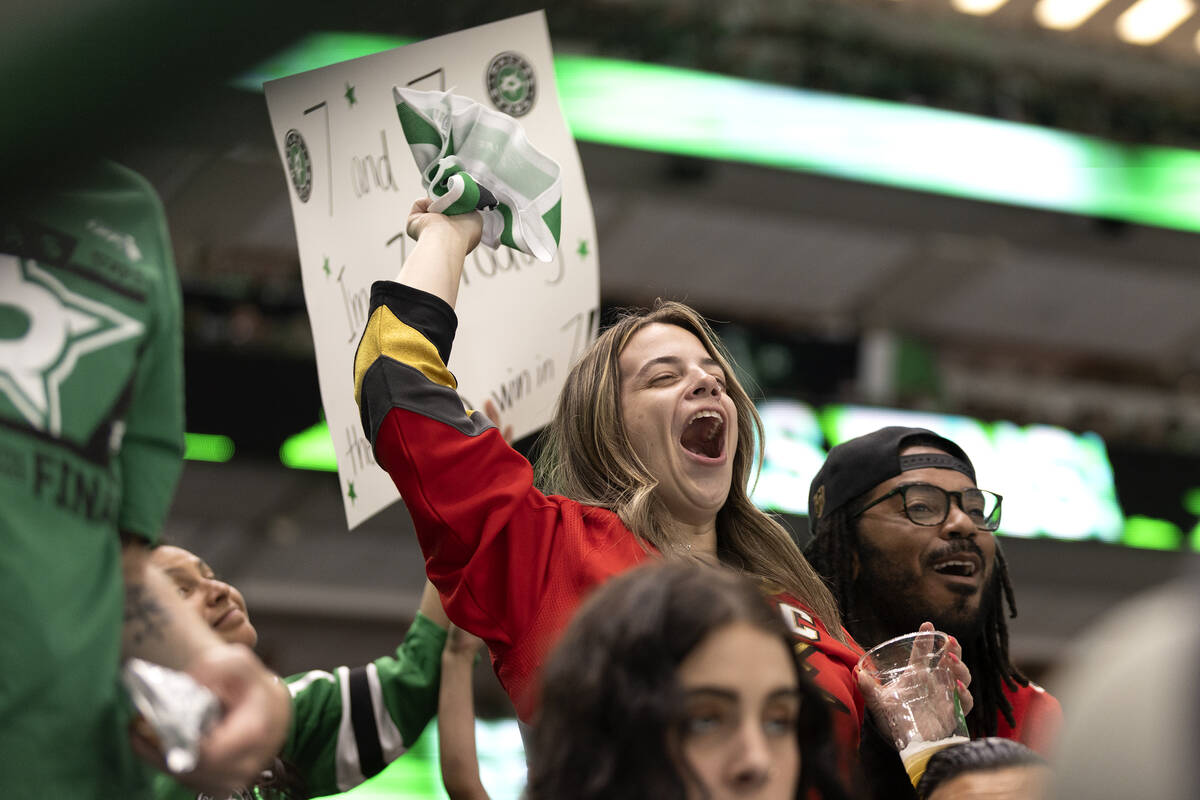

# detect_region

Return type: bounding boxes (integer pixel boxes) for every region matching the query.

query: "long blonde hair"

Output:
[534,300,845,641]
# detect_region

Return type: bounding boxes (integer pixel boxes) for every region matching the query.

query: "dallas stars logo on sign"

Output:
[285,129,313,203]
[486,51,536,117]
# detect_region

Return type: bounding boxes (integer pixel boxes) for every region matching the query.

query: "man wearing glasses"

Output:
[804,427,1061,797]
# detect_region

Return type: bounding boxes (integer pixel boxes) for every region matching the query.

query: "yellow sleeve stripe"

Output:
[354,305,457,406]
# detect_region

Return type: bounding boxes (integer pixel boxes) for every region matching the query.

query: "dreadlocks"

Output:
[804,505,1028,737]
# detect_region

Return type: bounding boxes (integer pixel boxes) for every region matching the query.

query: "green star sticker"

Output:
[322,256,330,277]
[347,481,357,502]
[344,83,357,106]
[577,239,589,258]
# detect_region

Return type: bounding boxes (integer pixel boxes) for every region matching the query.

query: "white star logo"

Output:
[0,254,144,435]
[500,74,524,95]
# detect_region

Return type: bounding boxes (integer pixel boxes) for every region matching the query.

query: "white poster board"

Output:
[264,12,599,528]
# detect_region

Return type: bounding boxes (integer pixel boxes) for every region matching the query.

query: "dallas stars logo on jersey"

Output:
[0,254,143,438]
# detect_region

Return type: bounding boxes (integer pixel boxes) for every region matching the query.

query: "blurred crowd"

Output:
[3,7,1198,799]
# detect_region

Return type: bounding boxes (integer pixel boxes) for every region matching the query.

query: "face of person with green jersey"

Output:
[152,545,258,648]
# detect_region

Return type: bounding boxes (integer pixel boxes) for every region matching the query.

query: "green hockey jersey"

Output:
[0,161,186,797]
[155,612,447,799]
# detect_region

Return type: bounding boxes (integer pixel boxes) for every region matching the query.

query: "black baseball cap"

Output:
[807,426,976,533]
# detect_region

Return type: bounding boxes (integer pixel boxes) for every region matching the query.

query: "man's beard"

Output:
[852,536,997,645]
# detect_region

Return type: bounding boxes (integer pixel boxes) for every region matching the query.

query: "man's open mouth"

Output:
[931,559,977,578]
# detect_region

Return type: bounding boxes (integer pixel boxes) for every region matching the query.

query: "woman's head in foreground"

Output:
[536,301,746,531]
[534,300,844,635]
[526,562,847,800]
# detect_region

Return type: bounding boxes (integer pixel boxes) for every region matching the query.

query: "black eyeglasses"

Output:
[853,483,1003,532]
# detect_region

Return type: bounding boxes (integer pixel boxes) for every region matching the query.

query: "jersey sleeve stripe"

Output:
[366,662,407,763]
[374,282,457,360]
[354,303,456,404]
[335,665,366,791]
[347,665,387,780]
[358,358,494,450]
[353,281,457,402]
[286,669,335,696]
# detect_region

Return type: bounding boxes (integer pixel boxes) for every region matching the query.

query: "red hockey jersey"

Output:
[355,282,867,768]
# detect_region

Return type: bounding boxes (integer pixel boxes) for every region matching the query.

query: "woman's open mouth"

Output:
[680,410,726,460]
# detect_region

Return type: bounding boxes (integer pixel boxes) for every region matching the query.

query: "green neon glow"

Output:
[554,55,1200,231]
[241,32,1200,234]
[1094,148,1200,231]
[1182,487,1200,516]
[279,420,338,472]
[1120,515,1182,550]
[232,32,416,91]
[328,718,526,799]
[1191,521,1200,552]
[558,56,1103,207]
[183,433,234,463]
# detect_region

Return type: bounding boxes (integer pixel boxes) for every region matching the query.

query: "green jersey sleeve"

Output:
[151,613,447,800]
[108,163,185,541]
[283,611,448,796]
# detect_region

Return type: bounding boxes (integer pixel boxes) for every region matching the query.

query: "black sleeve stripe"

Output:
[359,357,494,449]
[368,281,457,365]
[347,666,386,779]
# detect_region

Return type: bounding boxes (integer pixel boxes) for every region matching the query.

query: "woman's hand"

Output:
[395,198,484,308]
[482,399,515,445]
[407,197,483,253]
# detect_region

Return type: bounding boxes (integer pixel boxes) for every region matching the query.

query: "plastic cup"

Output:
[857,630,969,786]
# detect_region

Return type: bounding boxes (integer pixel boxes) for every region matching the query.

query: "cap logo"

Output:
[812,485,826,519]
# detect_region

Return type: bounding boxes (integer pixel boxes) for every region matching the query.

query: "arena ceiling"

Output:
[7,0,1200,440]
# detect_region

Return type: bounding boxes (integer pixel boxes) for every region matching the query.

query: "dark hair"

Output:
[525,562,849,800]
[256,757,308,799]
[805,504,1027,738]
[915,737,1046,799]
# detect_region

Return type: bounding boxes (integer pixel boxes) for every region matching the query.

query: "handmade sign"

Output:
[265,12,598,528]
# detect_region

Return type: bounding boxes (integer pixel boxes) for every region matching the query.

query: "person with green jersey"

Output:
[150,545,458,799]
[0,161,289,798]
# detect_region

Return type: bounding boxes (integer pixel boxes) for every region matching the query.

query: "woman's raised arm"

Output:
[395,198,483,309]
